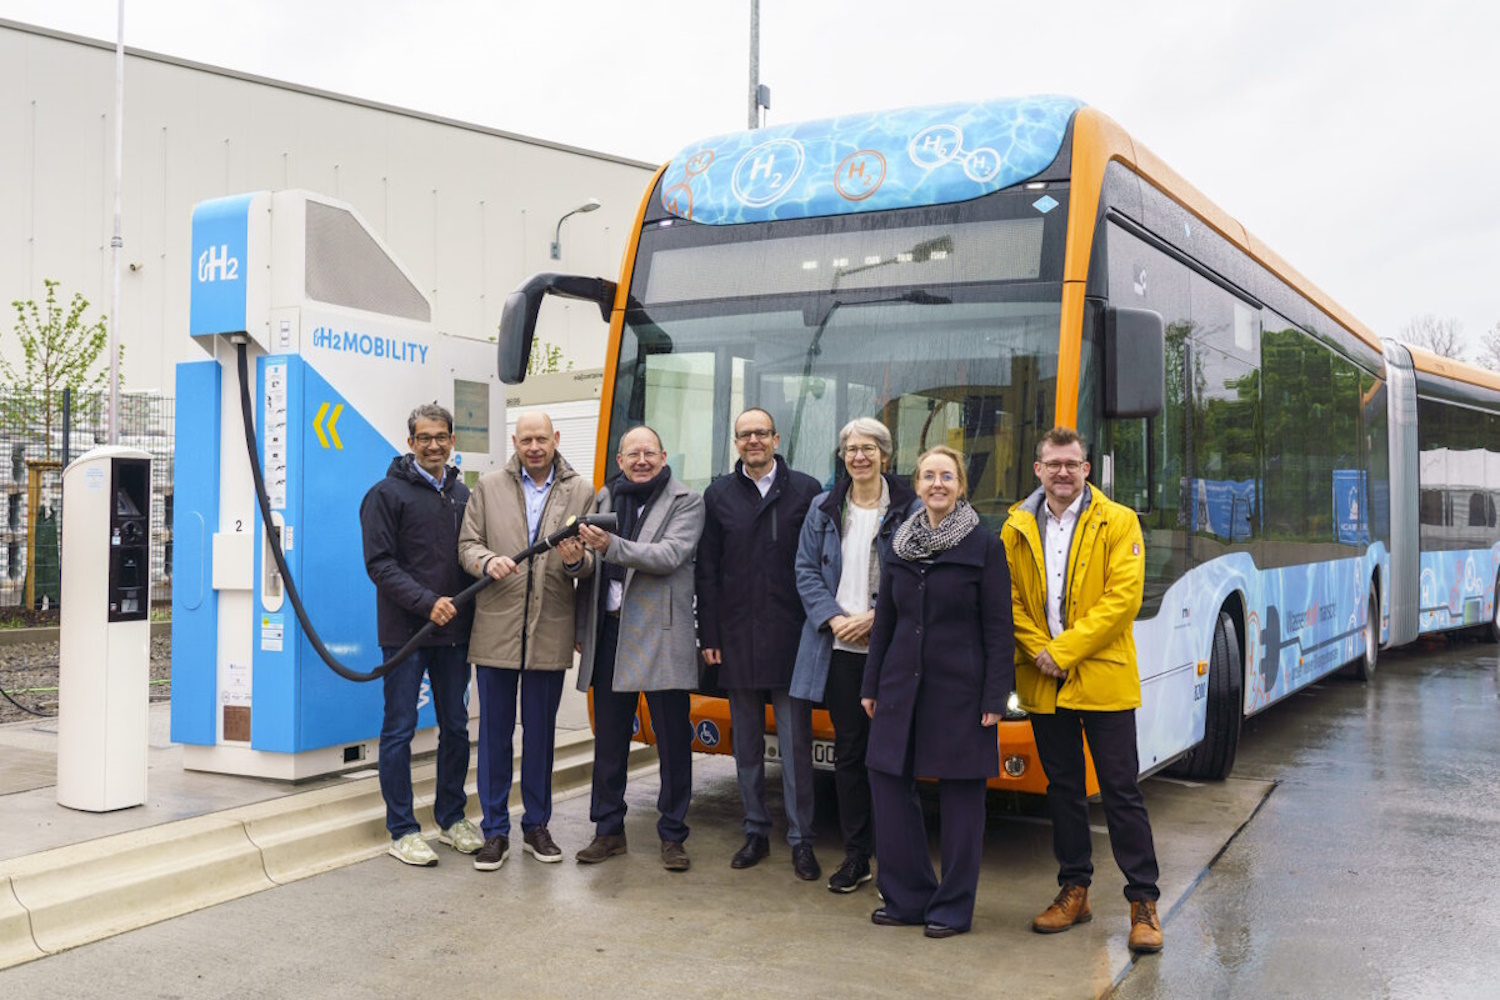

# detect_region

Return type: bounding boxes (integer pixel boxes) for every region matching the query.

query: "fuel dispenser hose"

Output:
[233,340,614,683]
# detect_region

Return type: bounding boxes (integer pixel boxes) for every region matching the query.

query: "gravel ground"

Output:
[0,634,172,723]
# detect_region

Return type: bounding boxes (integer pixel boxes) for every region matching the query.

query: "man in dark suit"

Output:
[697,408,823,880]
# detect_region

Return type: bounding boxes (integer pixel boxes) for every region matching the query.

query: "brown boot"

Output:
[1031,884,1091,933]
[1129,900,1163,953]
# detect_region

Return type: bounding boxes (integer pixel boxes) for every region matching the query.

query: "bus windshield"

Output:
[607,216,1064,529]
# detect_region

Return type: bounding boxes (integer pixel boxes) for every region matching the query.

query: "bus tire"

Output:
[1350,590,1380,679]
[1487,572,1500,645]
[1172,610,1243,781]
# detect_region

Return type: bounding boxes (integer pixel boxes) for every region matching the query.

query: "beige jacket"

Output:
[458,454,594,670]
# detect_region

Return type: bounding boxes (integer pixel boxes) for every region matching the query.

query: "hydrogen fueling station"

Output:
[170,189,504,780]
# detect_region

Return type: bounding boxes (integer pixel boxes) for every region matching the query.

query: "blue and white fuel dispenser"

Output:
[171,189,503,779]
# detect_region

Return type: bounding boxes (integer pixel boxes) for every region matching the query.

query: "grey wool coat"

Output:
[575,474,705,693]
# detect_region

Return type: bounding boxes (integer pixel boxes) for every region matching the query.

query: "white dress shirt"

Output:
[1043,493,1085,638]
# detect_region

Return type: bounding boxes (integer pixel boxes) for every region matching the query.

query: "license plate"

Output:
[764,733,837,772]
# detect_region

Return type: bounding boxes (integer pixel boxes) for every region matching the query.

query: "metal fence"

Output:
[0,388,174,611]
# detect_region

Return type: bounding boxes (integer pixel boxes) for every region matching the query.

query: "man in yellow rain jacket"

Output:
[1001,426,1163,954]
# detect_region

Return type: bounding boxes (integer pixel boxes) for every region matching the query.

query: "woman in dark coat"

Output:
[861,445,1014,937]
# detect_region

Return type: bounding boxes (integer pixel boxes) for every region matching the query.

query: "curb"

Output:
[0,730,658,970]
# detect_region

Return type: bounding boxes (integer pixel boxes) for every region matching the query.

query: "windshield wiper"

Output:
[788,289,953,464]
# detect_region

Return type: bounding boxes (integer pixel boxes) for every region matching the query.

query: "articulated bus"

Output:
[500,96,1500,790]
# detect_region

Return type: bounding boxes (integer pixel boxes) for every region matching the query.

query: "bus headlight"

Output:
[1002,690,1027,720]
[1003,755,1028,778]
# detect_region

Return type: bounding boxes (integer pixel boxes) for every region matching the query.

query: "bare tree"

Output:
[1479,322,1500,372]
[1399,314,1465,360]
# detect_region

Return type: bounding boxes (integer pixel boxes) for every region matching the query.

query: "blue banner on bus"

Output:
[659,96,1084,226]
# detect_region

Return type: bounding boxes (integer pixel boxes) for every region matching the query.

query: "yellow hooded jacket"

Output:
[1001,485,1146,714]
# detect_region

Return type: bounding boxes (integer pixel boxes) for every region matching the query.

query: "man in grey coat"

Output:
[575,426,705,872]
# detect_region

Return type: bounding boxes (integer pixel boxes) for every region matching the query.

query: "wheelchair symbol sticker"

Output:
[694,719,721,748]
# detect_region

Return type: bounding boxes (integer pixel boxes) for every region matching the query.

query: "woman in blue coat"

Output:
[791,417,917,893]
[861,445,1014,937]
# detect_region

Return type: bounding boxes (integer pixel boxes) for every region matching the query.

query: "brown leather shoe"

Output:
[661,840,691,872]
[575,833,627,864]
[1031,884,1092,933]
[1128,900,1163,953]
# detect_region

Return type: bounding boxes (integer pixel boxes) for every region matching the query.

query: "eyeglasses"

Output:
[734,428,775,441]
[621,450,663,462]
[412,433,452,446]
[1041,460,1085,473]
[919,471,958,484]
[842,444,881,457]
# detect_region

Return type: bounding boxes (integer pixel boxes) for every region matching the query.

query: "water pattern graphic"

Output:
[659,96,1085,225]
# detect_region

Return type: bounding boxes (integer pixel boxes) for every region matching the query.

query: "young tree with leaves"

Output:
[1,279,116,459]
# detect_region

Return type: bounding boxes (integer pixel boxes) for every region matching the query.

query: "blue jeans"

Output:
[475,666,566,838]
[379,645,472,839]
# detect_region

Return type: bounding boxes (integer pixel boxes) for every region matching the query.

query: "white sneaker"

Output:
[389,832,439,867]
[439,818,483,855]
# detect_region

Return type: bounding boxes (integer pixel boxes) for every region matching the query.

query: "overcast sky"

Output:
[3,0,1496,358]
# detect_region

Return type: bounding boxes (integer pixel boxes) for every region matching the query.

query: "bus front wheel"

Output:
[1171,610,1243,781]
[1350,590,1379,680]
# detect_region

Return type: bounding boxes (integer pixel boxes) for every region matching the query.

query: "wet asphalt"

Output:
[1,636,1495,998]
[1113,635,1500,999]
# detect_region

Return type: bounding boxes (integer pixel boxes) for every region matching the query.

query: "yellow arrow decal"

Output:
[313,402,330,449]
[327,404,344,450]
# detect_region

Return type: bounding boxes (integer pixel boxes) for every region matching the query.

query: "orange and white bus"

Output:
[499,97,1500,791]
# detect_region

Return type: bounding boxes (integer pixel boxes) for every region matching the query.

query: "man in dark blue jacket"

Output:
[360,403,482,867]
[697,408,823,880]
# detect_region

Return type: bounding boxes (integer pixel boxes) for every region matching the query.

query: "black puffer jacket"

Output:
[360,454,473,650]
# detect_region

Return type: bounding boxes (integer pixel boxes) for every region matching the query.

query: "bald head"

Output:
[513,411,560,482]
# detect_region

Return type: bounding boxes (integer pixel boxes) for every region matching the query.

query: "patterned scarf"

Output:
[892,500,980,561]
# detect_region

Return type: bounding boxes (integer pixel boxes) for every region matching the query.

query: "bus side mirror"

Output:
[1103,306,1165,418]
[497,272,617,384]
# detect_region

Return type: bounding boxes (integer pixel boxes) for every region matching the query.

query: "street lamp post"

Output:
[550,198,601,261]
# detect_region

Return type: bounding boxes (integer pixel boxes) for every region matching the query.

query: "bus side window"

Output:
[1108,417,1150,513]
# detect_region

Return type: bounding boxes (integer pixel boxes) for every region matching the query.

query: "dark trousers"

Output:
[1031,707,1161,902]
[869,767,987,930]
[727,685,814,845]
[475,665,566,839]
[825,649,874,857]
[589,614,692,843]
[378,645,471,839]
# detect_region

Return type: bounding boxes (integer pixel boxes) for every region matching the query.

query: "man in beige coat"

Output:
[458,412,594,871]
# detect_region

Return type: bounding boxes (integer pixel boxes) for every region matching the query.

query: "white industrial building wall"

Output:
[0,20,657,394]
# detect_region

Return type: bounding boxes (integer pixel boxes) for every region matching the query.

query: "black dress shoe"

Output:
[871,907,919,927]
[792,843,821,881]
[730,834,770,869]
[924,922,968,939]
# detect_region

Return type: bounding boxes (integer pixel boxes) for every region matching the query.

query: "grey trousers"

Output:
[727,685,815,846]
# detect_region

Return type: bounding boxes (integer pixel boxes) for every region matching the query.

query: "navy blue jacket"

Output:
[695,455,822,690]
[360,454,473,650]
[862,524,1014,780]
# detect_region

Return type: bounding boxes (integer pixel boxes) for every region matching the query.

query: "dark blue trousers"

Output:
[1031,707,1160,902]
[378,645,471,839]
[475,665,566,839]
[589,614,693,843]
[869,768,987,930]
